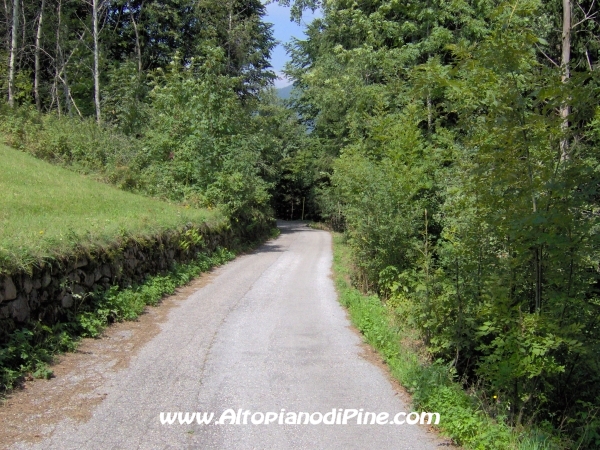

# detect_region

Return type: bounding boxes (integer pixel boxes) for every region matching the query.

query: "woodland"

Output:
[0,0,599,447]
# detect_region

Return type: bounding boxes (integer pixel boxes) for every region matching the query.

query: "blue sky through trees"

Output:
[264,2,321,88]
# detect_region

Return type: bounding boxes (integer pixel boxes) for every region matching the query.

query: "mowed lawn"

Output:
[0,144,222,272]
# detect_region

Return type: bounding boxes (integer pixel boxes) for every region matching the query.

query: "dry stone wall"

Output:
[0,220,266,342]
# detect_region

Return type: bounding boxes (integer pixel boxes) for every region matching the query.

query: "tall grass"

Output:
[0,106,143,188]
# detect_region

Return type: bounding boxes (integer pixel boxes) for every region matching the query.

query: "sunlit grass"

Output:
[0,144,224,272]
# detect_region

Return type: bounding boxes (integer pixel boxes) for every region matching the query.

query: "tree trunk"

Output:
[92,0,101,124]
[54,0,71,116]
[34,0,45,111]
[129,2,142,74]
[8,0,19,107]
[227,0,233,72]
[559,0,571,161]
[3,0,9,52]
[18,0,25,68]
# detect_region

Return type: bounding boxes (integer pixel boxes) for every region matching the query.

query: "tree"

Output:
[34,0,45,111]
[7,0,18,107]
[196,0,276,98]
[91,0,102,123]
[281,0,600,440]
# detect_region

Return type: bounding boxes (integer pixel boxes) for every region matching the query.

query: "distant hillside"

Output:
[276,85,293,99]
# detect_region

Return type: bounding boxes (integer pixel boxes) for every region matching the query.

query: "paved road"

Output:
[19,221,444,449]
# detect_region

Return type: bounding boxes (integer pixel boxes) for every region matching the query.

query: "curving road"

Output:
[12,221,445,449]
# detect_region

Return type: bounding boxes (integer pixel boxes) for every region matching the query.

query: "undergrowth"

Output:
[0,248,235,394]
[332,233,563,450]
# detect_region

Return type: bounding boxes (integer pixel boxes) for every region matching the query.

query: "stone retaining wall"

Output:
[0,220,269,342]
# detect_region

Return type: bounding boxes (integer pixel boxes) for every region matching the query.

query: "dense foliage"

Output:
[0,0,313,228]
[1,0,276,112]
[3,0,600,446]
[281,0,600,446]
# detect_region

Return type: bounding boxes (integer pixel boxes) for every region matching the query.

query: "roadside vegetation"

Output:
[0,248,235,392]
[1,0,599,446]
[283,0,599,446]
[0,0,309,227]
[333,233,558,449]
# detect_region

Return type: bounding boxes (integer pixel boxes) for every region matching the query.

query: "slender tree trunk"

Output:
[63,65,71,115]
[227,0,233,72]
[560,0,571,160]
[129,2,142,74]
[18,0,25,68]
[92,0,101,124]
[8,0,19,107]
[54,0,67,115]
[427,94,432,131]
[560,0,570,81]
[34,0,45,111]
[3,0,9,48]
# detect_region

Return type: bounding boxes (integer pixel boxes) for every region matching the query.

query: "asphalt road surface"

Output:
[17,221,445,449]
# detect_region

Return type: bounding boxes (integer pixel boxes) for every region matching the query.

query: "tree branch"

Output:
[536,44,560,68]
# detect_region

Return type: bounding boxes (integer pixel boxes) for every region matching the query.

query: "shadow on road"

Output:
[276,220,317,233]
[250,221,318,255]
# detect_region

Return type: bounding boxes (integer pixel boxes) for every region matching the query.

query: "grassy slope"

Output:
[0,144,223,272]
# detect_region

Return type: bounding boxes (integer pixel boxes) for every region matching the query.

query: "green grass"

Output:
[331,233,561,450]
[0,143,224,273]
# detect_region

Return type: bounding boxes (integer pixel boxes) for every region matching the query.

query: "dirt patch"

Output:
[0,271,215,447]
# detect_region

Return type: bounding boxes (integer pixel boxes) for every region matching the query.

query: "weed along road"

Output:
[7,221,445,449]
